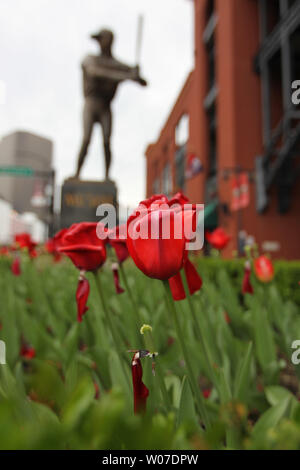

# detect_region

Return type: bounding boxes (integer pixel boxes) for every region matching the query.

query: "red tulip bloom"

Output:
[107,225,129,264]
[11,256,21,276]
[15,233,37,258]
[205,227,231,250]
[58,223,107,323]
[138,194,168,209]
[45,238,55,254]
[242,261,254,294]
[45,237,63,262]
[76,274,90,322]
[202,388,212,399]
[131,350,149,414]
[58,222,106,272]
[127,198,197,280]
[254,255,274,283]
[127,194,202,300]
[20,344,36,359]
[0,246,9,256]
[53,228,68,249]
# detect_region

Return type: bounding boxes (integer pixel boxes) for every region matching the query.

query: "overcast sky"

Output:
[0,0,194,207]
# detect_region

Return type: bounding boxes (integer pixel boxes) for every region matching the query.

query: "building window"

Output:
[175,114,189,147]
[152,177,160,194]
[207,106,217,176]
[175,144,186,191]
[162,162,172,197]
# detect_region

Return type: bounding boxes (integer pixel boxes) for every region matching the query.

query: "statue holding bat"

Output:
[74,26,147,180]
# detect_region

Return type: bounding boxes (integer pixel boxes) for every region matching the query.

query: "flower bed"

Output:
[0,247,299,449]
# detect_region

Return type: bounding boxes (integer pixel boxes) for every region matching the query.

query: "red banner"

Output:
[230,172,249,211]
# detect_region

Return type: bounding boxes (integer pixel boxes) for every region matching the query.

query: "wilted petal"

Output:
[242,261,254,294]
[11,256,21,276]
[76,276,90,322]
[112,263,125,294]
[132,352,149,414]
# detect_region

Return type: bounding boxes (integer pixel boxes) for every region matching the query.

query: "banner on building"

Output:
[185,153,203,179]
[230,172,250,211]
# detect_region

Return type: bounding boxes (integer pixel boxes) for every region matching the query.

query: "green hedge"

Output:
[195,257,300,306]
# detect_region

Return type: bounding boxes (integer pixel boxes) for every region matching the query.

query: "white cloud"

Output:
[0,0,193,207]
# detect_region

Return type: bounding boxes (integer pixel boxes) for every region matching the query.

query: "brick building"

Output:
[145,0,300,259]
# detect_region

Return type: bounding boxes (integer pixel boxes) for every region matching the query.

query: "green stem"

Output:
[182,272,220,395]
[119,263,143,348]
[162,280,210,428]
[142,327,171,411]
[93,271,130,388]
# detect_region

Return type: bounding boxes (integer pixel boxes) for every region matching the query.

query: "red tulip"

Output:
[53,228,68,249]
[131,351,149,414]
[15,233,37,258]
[111,263,125,294]
[58,222,106,271]
[254,255,274,283]
[76,275,90,322]
[11,256,21,276]
[45,238,55,254]
[202,388,212,399]
[0,246,9,256]
[205,227,231,250]
[242,261,254,294]
[138,194,168,209]
[57,223,106,323]
[127,194,202,301]
[107,224,129,264]
[20,344,36,359]
[127,198,197,280]
[49,228,69,262]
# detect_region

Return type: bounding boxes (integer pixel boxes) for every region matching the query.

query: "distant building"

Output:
[0,131,54,228]
[145,0,300,259]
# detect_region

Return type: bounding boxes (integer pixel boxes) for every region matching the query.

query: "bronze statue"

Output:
[74,28,147,180]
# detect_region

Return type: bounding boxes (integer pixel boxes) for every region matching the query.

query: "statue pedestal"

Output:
[60,179,118,228]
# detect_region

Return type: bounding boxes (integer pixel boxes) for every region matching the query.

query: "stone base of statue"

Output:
[60,178,118,228]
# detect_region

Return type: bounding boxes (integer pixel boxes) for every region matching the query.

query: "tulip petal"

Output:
[168,272,186,301]
[242,262,254,294]
[11,256,21,276]
[132,352,149,414]
[112,264,125,294]
[184,258,202,295]
[76,277,90,322]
